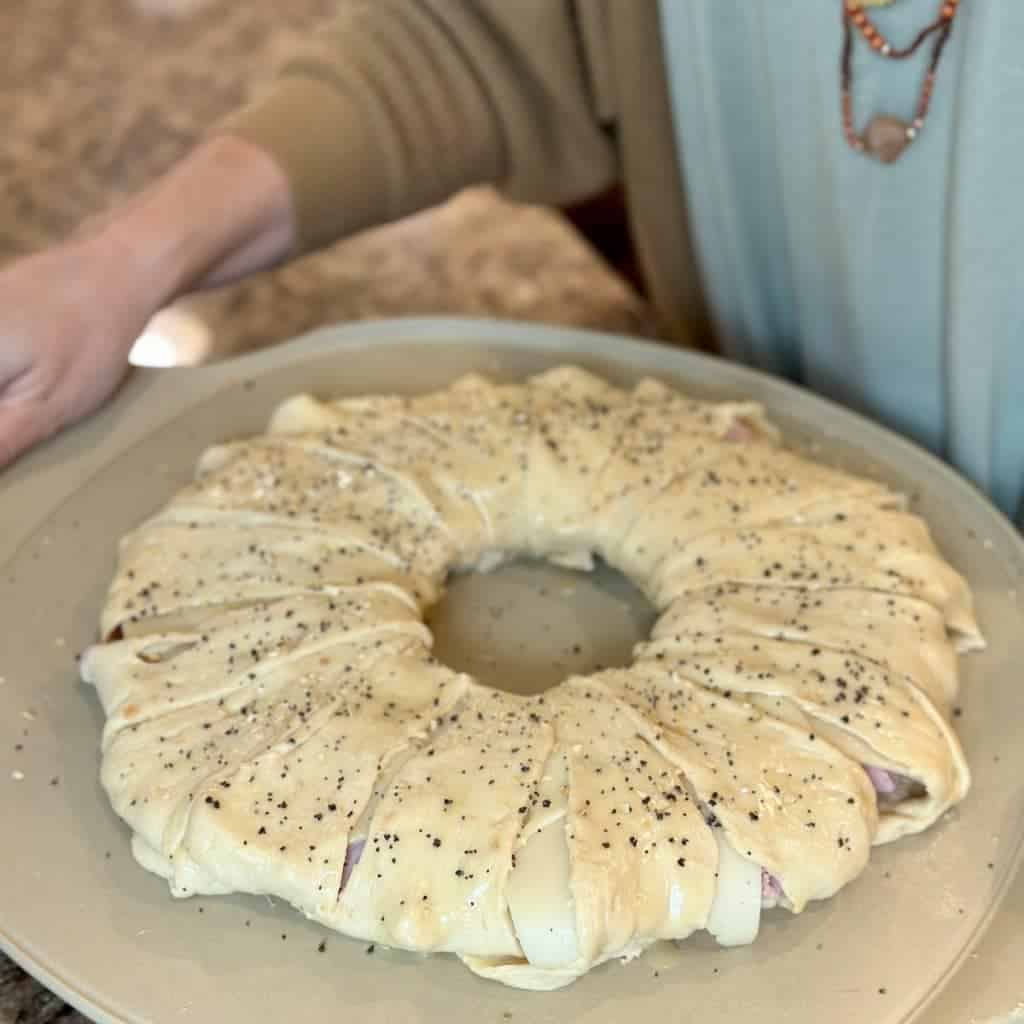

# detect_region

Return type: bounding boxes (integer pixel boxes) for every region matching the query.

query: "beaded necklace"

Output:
[841,0,961,163]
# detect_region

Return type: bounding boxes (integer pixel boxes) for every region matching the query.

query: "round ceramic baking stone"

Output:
[0,319,1021,1024]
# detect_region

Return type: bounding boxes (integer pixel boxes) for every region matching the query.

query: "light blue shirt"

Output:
[659,2,1024,519]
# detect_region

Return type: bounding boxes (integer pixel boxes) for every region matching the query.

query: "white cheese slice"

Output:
[506,750,577,969]
[705,830,762,947]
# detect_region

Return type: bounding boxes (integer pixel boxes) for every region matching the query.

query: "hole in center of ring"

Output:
[426,556,657,696]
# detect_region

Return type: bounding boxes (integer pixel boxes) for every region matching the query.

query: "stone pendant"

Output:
[863,114,912,163]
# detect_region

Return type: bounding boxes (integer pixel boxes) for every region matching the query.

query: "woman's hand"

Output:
[0,236,152,467]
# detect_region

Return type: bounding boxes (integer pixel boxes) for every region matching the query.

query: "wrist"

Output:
[101,135,296,308]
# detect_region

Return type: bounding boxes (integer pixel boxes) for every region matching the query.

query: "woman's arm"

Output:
[96,133,296,294]
[0,134,294,467]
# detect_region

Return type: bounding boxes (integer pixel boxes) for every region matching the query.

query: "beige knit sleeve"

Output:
[216,0,619,254]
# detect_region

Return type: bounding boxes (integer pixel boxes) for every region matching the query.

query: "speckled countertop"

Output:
[0,2,656,1021]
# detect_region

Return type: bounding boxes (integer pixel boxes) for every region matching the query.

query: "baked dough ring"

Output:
[82,367,981,990]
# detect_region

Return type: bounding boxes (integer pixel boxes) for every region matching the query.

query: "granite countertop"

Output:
[0,3,657,1021]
